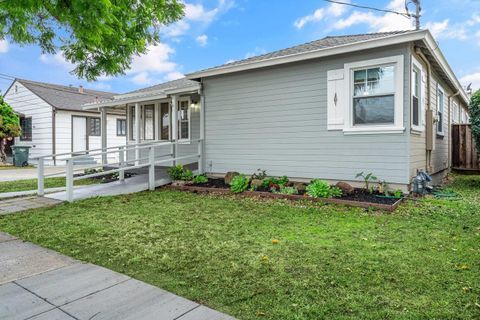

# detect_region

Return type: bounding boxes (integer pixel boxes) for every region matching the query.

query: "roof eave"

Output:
[186,30,428,79]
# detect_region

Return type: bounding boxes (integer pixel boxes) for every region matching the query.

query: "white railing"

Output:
[35,139,203,202]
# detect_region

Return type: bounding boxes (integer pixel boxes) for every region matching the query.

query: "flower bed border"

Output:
[164,184,403,212]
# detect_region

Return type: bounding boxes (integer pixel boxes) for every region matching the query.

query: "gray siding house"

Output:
[84,30,469,191]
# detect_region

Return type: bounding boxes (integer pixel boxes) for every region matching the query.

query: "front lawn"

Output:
[0,175,479,319]
[0,177,98,193]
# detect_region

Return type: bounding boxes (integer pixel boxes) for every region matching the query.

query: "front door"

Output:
[72,116,87,153]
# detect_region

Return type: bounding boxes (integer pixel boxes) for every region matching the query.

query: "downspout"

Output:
[415,47,432,172]
[52,107,56,166]
[448,91,461,168]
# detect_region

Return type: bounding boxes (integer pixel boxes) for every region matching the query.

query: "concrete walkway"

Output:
[0,196,61,215]
[0,232,234,320]
[0,165,95,182]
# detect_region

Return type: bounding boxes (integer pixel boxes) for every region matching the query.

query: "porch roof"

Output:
[83,78,200,110]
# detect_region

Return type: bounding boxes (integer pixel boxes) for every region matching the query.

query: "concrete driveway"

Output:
[0,232,234,320]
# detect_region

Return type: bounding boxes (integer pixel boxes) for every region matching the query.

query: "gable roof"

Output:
[126,78,198,95]
[13,79,116,111]
[186,29,468,104]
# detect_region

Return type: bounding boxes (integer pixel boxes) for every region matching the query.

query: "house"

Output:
[84,29,470,192]
[4,79,126,165]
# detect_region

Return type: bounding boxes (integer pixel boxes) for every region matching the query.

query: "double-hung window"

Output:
[143,104,155,140]
[88,118,101,136]
[412,66,421,128]
[20,117,32,141]
[437,86,444,135]
[116,119,126,136]
[353,66,395,125]
[344,56,404,134]
[178,99,190,140]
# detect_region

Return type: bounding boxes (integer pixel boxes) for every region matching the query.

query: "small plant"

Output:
[167,164,193,181]
[262,176,289,190]
[355,171,378,192]
[393,189,403,198]
[274,185,298,195]
[306,179,342,198]
[84,168,103,175]
[230,174,250,193]
[251,169,267,180]
[193,174,208,184]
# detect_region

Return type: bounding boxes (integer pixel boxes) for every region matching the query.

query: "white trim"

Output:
[343,55,404,134]
[411,56,425,132]
[177,96,191,143]
[436,84,445,136]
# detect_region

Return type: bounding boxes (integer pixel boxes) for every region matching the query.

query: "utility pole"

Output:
[410,0,422,30]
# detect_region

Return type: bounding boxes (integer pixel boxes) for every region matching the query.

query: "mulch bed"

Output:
[166,178,403,212]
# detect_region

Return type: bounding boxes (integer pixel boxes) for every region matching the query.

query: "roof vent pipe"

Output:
[78,85,84,94]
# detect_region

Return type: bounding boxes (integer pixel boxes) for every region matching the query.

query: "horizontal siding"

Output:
[4,81,52,163]
[204,45,411,184]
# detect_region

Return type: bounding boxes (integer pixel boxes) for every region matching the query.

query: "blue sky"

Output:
[1,0,480,95]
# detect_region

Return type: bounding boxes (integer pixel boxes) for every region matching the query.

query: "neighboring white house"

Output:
[4,79,126,165]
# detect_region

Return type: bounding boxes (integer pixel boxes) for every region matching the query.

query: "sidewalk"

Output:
[0,232,234,320]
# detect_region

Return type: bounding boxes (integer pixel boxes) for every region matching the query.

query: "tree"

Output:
[0,1,184,80]
[0,97,21,163]
[470,89,480,155]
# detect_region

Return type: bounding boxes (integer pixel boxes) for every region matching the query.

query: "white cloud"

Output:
[164,71,185,81]
[162,0,235,38]
[132,72,153,85]
[460,72,480,91]
[39,51,74,69]
[196,34,208,47]
[225,59,236,64]
[245,47,266,59]
[129,43,177,74]
[425,19,468,40]
[0,40,8,53]
[294,0,350,29]
[90,82,112,91]
[332,0,413,32]
[294,9,325,29]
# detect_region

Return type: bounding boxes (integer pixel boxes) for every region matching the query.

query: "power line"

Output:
[322,0,411,19]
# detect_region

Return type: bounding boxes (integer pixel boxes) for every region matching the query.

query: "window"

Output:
[160,103,170,140]
[437,87,444,134]
[143,104,154,140]
[130,106,137,140]
[353,66,395,125]
[88,118,101,136]
[116,119,126,136]
[412,66,421,128]
[20,117,32,141]
[178,99,190,140]
[453,102,459,123]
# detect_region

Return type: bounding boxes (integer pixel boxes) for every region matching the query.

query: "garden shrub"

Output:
[167,165,193,181]
[193,174,208,184]
[470,89,480,154]
[275,185,298,195]
[262,176,289,190]
[306,179,342,198]
[230,174,250,193]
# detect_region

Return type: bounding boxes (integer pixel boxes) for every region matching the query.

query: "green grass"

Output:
[0,175,479,319]
[0,177,98,193]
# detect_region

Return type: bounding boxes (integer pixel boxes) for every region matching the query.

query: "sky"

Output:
[1,0,480,95]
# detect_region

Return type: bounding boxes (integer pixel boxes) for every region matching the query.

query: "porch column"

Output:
[198,90,205,174]
[171,95,178,165]
[135,102,141,165]
[100,108,107,165]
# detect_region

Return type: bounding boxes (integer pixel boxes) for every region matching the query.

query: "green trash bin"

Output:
[11,145,32,167]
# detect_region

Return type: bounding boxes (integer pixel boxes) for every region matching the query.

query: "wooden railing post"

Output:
[66,159,74,202]
[148,145,155,191]
[119,146,125,181]
[37,158,44,196]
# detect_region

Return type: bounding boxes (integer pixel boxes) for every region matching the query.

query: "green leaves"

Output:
[0,0,184,80]
[306,179,342,198]
[230,174,250,193]
[0,96,21,139]
[469,90,480,155]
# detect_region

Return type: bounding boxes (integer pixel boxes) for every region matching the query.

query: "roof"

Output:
[126,78,199,95]
[14,79,116,111]
[189,31,414,77]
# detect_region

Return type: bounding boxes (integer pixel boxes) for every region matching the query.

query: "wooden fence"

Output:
[451,124,480,170]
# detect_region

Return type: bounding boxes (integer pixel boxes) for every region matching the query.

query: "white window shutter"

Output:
[327,69,345,130]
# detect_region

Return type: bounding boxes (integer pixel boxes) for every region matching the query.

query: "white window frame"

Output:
[411,56,425,132]
[177,97,191,142]
[437,85,445,136]
[343,55,404,134]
